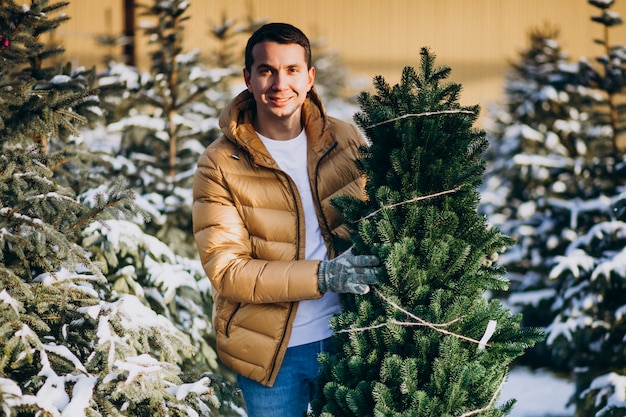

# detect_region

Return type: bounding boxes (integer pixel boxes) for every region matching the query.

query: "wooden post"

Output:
[123,0,135,66]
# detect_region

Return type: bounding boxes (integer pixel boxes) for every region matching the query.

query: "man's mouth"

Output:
[269,96,291,105]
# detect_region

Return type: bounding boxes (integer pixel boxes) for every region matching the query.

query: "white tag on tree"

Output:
[478,320,497,351]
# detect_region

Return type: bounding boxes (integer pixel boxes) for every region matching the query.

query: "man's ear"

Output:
[243,68,252,91]
[308,66,316,91]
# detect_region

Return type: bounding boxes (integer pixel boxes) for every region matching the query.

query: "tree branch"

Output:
[358,186,463,222]
[365,110,476,130]
[457,374,507,417]
[337,288,487,347]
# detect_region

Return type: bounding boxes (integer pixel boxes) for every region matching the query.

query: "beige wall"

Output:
[56,0,626,121]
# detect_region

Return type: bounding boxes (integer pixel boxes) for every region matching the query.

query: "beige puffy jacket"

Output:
[192,89,366,387]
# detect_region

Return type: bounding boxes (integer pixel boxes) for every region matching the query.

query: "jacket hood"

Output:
[218,87,331,166]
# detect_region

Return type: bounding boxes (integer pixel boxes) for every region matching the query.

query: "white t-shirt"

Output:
[258,129,341,347]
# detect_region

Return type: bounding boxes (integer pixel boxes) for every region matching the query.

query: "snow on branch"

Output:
[586,372,626,416]
[548,194,615,229]
[512,153,573,168]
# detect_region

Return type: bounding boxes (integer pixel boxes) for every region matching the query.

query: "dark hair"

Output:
[244,23,312,72]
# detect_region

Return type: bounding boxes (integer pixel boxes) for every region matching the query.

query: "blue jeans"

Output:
[237,338,333,417]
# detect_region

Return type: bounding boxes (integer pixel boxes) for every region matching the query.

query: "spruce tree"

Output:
[547,195,626,417]
[92,1,246,403]
[100,0,238,258]
[0,1,236,414]
[481,24,594,286]
[481,1,626,415]
[482,0,626,365]
[312,48,542,417]
[542,1,626,415]
[479,25,592,369]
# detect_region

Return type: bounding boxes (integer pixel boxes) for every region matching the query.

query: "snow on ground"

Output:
[501,367,575,417]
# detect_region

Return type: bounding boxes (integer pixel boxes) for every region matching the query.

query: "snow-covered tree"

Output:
[98,0,240,259]
[479,24,596,368]
[582,0,626,152]
[311,48,542,417]
[545,4,626,416]
[91,0,250,399]
[0,1,240,415]
[482,0,626,415]
[481,24,600,288]
[547,193,626,417]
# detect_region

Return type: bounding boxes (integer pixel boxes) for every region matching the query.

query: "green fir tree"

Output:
[311,48,542,417]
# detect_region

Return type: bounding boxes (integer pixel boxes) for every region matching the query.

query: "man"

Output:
[192,22,379,417]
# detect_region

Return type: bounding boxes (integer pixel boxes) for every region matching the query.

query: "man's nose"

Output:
[272,71,288,89]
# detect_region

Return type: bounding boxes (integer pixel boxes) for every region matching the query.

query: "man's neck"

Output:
[254,116,303,141]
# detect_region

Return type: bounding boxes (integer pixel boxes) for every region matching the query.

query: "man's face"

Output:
[244,41,315,130]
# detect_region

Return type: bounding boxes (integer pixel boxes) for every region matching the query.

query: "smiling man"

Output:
[244,38,314,139]
[192,23,380,417]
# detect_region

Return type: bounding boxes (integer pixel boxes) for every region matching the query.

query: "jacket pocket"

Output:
[225,302,241,338]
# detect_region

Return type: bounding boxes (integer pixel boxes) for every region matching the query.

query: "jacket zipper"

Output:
[313,142,338,250]
[264,141,337,384]
[266,170,300,385]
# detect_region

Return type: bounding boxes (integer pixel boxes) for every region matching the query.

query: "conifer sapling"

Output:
[312,48,543,417]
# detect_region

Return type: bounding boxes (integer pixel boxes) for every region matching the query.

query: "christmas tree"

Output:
[312,48,542,417]
[546,194,626,417]
[481,23,600,279]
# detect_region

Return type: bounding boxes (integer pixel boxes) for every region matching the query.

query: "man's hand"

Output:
[318,248,380,295]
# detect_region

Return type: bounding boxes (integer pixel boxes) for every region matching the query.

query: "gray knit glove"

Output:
[318,248,380,295]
